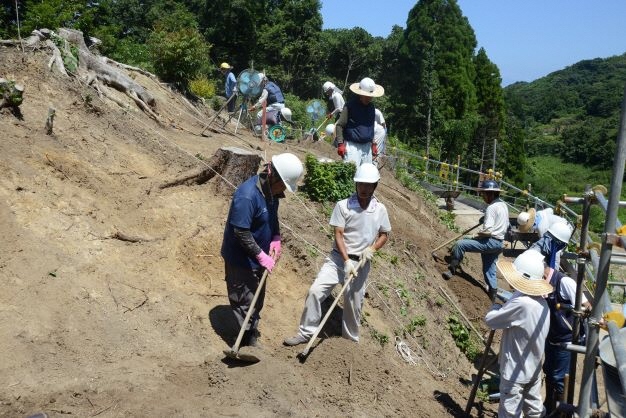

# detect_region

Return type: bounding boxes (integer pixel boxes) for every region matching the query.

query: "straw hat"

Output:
[349,77,384,98]
[517,208,536,233]
[497,250,553,296]
[219,62,232,70]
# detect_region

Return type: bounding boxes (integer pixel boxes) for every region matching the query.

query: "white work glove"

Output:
[343,259,358,279]
[361,246,376,261]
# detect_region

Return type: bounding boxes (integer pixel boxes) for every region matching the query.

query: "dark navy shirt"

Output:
[221,175,279,268]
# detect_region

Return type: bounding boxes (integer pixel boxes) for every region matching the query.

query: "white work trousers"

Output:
[345,141,373,167]
[498,375,546,418]
[298,251,371,342]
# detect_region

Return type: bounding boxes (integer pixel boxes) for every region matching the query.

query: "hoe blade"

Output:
[222,347,261,364]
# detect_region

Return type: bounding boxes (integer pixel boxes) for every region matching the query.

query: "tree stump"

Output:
[160,147,261,194]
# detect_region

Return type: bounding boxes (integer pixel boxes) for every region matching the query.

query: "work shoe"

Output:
[488,287,498,303]
[283,334,309,346]
[243,329,260,348]
[441,264,456,280]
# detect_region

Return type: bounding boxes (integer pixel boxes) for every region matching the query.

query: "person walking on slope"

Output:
[283,163,391,346]
[322,81,345,121]
[485,250,553,418]
[542,256,591,414]
[442,180,509,302]
[221,153,304,347]
[219,62,237,113]
[335,77,384,166]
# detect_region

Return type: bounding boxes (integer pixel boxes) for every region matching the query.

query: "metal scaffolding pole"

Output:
[566,184,592,405]
[578,82,626,417]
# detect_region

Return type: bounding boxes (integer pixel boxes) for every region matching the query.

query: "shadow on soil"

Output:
[209,304,239,346]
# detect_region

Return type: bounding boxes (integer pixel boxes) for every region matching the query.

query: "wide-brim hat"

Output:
[349,77,384,98]
[518,208,536,233]
[497,257,553,296]
[219,62,232,70]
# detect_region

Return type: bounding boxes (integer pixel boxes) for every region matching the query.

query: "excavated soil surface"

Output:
[0,47,501,417]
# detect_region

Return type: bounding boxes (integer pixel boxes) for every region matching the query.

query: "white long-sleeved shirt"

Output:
[329,91,345,116]
[485,291,550,383]
[477,198,509,240]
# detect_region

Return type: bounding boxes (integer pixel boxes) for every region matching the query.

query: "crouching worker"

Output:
[221,153,303,347]
[254,107,292,136]
[442,180,509,302]
[284,163,391,346]
[485,250,552,418]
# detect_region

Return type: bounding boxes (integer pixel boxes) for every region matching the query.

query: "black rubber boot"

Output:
[488,287,497,303]
[243,329,260,347]
[442,259,459,280]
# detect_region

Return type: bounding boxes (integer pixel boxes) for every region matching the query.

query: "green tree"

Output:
[200,0,267,74]
[320,27,382,92]
[255,0,323,97]
[22,0,87,33]
[470,48,506,172]
[147,2,210,85]
[396,0,478,160]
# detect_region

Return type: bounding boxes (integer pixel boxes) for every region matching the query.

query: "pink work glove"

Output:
[269,235,282,259]
[256,251,275,273]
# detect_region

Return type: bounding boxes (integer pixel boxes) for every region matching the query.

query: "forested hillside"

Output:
[505,53,626,169]
[2,0,625,196]
[1,0,525,182]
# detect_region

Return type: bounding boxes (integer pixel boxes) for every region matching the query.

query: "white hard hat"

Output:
[280,107,292,122]
[271,153,303,192]
[517,212,530,226]
[353,163,380,183]
[323,81,335,92]
[513,250,545,281]
[548,222,573,244]
[325,123,335,136]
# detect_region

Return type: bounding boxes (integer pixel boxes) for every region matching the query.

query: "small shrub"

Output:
[404,315,427,335]
[301,154,356,202]
[447,315,481,361]
[189,76,216,100]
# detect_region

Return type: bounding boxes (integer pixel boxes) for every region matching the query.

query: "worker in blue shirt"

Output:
[221,153,303,347]
[219,62,237,112]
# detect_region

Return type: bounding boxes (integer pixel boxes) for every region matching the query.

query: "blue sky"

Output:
[320,0,626,86]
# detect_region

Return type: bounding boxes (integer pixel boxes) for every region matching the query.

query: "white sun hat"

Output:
[497,250,553,296]
[349,77,384,98]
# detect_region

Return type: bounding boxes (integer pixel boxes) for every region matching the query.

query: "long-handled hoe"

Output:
[223,269,269,364]
[465,329,496,416]
[297,257,367,363]
[431,222,482,261]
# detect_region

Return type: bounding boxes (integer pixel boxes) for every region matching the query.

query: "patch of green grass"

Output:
[370,329,389,347]
[377,283,390,298]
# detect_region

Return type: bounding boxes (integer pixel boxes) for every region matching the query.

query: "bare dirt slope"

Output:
[0,47,498,417]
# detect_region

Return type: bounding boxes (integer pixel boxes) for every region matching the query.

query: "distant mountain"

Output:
[504,53,626,168]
